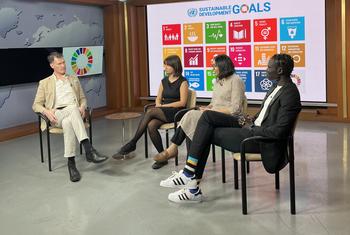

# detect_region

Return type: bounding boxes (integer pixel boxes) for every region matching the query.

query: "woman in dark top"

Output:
[115,55,188,167]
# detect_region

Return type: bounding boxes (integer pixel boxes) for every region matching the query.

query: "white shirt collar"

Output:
[52,73,68,81]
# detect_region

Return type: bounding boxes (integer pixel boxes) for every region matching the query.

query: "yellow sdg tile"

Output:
[163,47,182,61]
[183,23,203,44]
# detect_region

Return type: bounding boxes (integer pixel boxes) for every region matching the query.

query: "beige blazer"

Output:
[32,73,87,130]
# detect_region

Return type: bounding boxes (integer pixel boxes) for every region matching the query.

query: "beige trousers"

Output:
[54,105,88,158]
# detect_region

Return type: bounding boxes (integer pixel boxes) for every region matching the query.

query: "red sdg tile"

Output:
[162,24,181,45]
[253,18,277,42]
[229,20,251,43]
[184,47,204,67]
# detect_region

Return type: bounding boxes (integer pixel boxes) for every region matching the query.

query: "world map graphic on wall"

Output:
[0,2,106,129]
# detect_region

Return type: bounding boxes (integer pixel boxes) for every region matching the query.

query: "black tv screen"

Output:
[0,47,62,86]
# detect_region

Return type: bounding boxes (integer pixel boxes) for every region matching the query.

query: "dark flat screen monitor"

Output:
[0,47,62,86]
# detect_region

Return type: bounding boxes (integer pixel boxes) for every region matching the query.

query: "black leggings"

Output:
[130,107,168,153]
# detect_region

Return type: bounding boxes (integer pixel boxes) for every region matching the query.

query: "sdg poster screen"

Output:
[147,0,326,102]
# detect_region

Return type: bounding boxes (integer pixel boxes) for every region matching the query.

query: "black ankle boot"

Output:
[68,160,81,182]
[86,148,108,163]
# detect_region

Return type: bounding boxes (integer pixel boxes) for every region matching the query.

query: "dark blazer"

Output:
[214,79,301,173]
[251,80,301,173]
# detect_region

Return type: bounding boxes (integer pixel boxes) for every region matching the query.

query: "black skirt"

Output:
[159,107,183,122]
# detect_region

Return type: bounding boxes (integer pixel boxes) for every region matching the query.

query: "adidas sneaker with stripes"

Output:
[160,170,193,188]
[168,185,202,203]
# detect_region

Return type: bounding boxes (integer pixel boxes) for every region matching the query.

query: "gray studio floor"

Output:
[1,117,350,235]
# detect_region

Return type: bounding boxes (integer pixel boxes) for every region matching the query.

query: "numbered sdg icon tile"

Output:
[280,44,305,67]
[206,70,216,91]
[280,17,305,41]
[185,70,204,91]
[229,20,251,43]
[229,45,251,67]
[254,44,277,67]
[183,23,203,44]
[205,46,226,67]
[162,24,181,45]
[163,47,182,61]
[205,21,226,44]
[184,47,204,67]
[253,18,277,42]
[254,70,272,92]
[235,70,252,92]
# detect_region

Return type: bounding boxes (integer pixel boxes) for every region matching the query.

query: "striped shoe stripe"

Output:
[179,177,185,185]
[176,179,182,185]
[183,193,189,200]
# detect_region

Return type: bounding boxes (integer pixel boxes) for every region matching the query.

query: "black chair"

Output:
[143,90,196,162]
[232,117,298,215]
[36,107,92,171]
[220,99,248,183]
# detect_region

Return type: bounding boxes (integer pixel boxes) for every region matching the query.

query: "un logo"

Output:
[187,8,198,17]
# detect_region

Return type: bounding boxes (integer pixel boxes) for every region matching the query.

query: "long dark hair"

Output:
[214,54,235,80]
[163,55,183,77]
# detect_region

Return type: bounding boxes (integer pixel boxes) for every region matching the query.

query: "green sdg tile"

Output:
[205,21,226,44]
[206,70,216,91]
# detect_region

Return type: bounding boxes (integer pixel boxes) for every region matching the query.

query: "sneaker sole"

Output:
[168,195,202,203]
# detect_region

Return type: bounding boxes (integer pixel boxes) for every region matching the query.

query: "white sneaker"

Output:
[168,180,202,203]
[160,170,193,189]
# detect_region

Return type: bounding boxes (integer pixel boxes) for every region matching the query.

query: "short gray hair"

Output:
[47,52,63,64]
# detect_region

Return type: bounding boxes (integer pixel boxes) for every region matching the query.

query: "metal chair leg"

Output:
[275,171,280,190]
[144,131,148,159]
[166,130,169,148]
[89,119,92,145]
[38,117,44,163]
[212,144,216,162]
[246,161,250,174]
[233,159,239,189]
[46,128,52,172]
[241,155,247,214]
[221,148,226,183]
[290,139,296,214]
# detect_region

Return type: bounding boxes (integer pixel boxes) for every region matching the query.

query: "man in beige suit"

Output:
[33,52,108,182]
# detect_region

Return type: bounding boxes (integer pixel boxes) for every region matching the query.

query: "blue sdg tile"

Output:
[254,70,273,92]
[235,70,252,92]
[184,70,204,91]
[280,17,305,41]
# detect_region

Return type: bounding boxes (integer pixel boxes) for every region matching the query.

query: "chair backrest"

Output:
[242,97,248,114]
[186,89,197,109]
[290,113,300,136]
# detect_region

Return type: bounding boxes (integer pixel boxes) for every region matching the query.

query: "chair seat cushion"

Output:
[232,152,262,161]
[159,123,175,130]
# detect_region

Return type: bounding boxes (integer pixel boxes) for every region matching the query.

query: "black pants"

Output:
[171,126,195,162]
[187,110,256,179]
